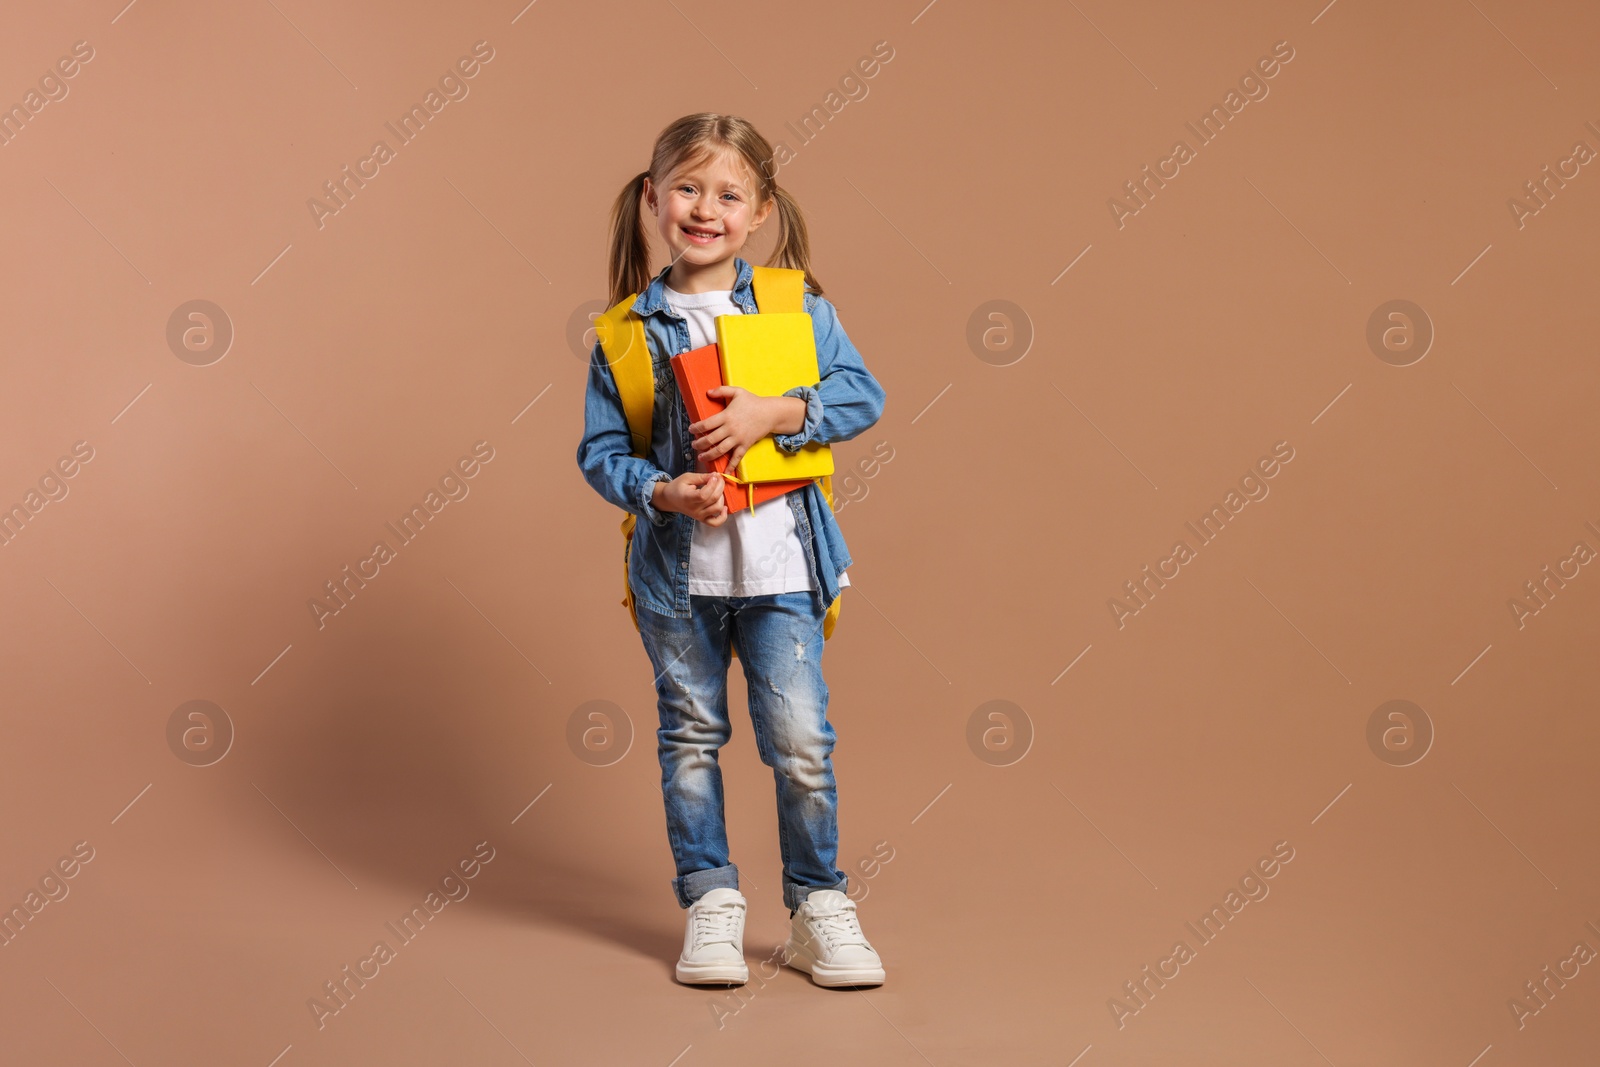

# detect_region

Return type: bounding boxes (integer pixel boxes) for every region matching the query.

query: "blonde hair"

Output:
[606,113,823,307]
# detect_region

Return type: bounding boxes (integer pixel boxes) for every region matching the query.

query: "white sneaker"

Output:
[783,889,885,987]
[675,887,749,985]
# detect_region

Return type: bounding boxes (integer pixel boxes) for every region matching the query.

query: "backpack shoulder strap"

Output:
[594,295,653,458]
[750,265,805,315]
[594,294,653,632]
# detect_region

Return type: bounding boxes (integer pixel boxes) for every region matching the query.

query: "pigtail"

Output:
[767,184,825,297]
[607,170,653,308]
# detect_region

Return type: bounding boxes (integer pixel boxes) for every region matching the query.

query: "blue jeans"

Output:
[635,590,849,911]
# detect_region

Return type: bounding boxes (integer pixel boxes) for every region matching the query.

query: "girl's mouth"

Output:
[682,226,722,245]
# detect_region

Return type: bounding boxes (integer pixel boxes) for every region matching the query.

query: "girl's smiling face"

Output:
[644,147,773,286]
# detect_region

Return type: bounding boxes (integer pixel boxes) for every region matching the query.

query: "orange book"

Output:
[670,343,811,512]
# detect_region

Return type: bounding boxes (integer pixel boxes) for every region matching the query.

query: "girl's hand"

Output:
[657,470,729,526]
[689,387,773,474]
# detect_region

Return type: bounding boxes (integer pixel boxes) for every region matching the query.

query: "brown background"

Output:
[1,0,1597,1064]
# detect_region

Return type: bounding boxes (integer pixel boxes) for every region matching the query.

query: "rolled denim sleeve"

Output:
[576,341,675,526]
[636,468,673,525]
[772,293,886,453]
[772,384,822,453]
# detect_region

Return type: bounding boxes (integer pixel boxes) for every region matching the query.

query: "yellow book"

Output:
[714,312,834,483]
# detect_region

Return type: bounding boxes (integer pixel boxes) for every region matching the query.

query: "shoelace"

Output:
[806,903,870,949]
[692,902,744,948]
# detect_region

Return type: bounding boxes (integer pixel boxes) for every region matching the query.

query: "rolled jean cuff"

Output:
[675,863,739,908]
[783,874,848,912]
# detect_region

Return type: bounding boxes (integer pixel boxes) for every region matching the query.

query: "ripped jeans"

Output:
[635,591,849,911]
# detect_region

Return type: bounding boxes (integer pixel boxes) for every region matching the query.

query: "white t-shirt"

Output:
[662,283,848,596]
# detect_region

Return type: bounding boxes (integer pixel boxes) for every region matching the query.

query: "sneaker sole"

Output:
[782,940,885,988]
[675,960,749,986]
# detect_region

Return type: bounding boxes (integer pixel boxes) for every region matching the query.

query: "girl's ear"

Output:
[642,176,657,216]
[750,194,775,231]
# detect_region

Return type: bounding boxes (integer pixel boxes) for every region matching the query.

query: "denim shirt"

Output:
[576,256,888,623]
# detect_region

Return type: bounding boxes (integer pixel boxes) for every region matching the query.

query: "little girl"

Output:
[576,113,888,988]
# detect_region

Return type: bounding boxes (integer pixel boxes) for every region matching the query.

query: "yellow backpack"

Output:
[593,264,841,659]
